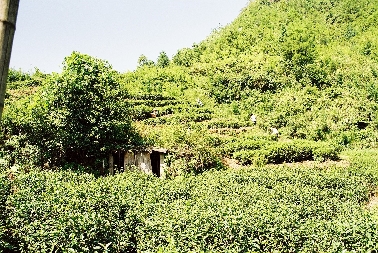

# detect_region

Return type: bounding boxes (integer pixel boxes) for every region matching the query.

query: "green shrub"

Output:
[206,118,252,129]
[129,104,153,120]
[165,145,221,177]
[129,94,176,101]
[342,149,378,178]
[0,172,14,251]
[313,145,340,162]
[5,165,378,252]
[7,68,47,89]
[222,139,269,156]
[142,107,213,126]
[7,171,147,252]
[127,99,180,107]
[233,140,341,165]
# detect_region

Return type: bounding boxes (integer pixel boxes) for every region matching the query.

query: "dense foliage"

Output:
[2,162,377,252]
[2,52,142,170]
[231,139,340,165]
[0,173,12,251]
[6,68,47,89]
[116,0,378,155]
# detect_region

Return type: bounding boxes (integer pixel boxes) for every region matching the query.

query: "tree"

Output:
[0,0,20,120]
[172,48,199,67]
[51,52,142,164]
[4,52,142,169]
[137,54,154,67]
[156,51,170,68]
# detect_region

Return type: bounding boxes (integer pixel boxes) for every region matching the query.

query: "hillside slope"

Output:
[118,0,378,150]
[4,0,378,171]
[181,0,378,90]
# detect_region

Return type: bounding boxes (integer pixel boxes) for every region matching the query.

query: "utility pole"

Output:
[0,0,19,120]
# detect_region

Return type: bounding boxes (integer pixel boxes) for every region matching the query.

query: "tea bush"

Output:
[343,149,378,178]
[129,104,153,120]
[142,107,213,126]
[5,164,378,252]
[0,173,12,251]
[7,68,47,89]
[222,139,269,155]
[128,94,176,101]
[233,140,340,165]
[121,65,192,97]
[127,99,180,107]
[7,171,143,252]
[206,117,252,129]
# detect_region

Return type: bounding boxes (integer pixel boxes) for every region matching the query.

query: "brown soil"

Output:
[7,86,39,99]
[367,190,378,210]
[221,158,243,170]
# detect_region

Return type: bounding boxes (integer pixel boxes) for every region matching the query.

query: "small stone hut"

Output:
[109,148,168,177]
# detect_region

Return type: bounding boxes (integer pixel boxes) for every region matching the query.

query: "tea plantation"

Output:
[2,160,378,252]
[2,0,378,251]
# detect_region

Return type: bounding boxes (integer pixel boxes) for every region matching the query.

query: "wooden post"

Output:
[109,153,114,175]
[0,0,20,120]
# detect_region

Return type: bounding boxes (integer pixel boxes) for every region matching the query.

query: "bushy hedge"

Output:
[223,139,268,155]
[129,104,154,120]
[142,108,213,126]
[232,140,340,165]
[5,165,378,252]
[127,99,180,107]
[7,171,142,252]
[0,173,13,251]
[128,94,176,101]
[7,68,47,89]
[206,118,252,129]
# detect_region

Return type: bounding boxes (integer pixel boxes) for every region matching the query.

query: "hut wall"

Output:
[135,151,153,174]
[124,151,135,169]
[109,150,166,177]
[159,153,166,178]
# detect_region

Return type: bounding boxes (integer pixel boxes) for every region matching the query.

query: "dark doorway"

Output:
[357,121,369,130]
[150,151,160,177]
[112,151,125,173]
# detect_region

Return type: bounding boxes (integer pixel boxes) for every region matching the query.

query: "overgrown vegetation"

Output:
[1,0,378,251]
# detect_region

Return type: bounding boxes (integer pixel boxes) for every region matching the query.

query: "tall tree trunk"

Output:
[0,0,20,120]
